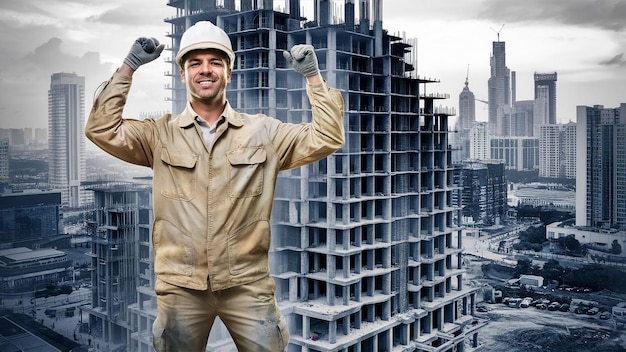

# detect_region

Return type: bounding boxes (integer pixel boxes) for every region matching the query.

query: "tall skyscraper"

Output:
[534,72,557,125]
[576,103,626,228]
[533,85,549,136]
[487,41,511,136]
[48,72,87,207]
[458,75,476,130]
[454,75,476,161]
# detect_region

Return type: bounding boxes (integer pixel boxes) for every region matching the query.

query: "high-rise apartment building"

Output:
[0,139,8,185]
[459,160,507,226]
[539,123,576,179]
[469,122,490,160]
[576,103,626,228]
[534,72,557,125]
[487,41,511,136]
[48,72,88,207]
[158,1,486,352]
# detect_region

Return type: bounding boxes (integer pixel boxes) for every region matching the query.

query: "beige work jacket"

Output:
[85,72,344,291]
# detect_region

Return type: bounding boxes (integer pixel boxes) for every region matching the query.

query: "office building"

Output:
[458,75,476,131]
[459,160,507,226]
[513,100,533,137]
[0,190,62,245]
[576,103,626,229]
[454,76,476,161]
[490,137,539,171]
[533,85,549,137]
[534,72,557,125]
[48,72,89,207]
[487,40,511,136]
[539,123,576,179]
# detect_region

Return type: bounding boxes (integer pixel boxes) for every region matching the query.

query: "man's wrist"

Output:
[118,63,135,77]
[306,72,323,85]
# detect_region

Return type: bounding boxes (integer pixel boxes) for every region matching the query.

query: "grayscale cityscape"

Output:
[1,1,625,351]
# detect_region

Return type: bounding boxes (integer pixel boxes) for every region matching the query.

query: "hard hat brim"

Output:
[176,41,235,68]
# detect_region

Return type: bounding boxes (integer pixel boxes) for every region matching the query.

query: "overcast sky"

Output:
[0,0,624,130]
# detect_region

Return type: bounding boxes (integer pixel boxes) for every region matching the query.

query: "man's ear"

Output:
[227,67,232,83]
[180,67,186,82]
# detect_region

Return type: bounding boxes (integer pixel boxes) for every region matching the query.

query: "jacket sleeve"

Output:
[85,72,156,168]
[271,80,345,170]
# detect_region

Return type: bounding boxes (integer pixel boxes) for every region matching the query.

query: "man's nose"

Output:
[199,61,213,73]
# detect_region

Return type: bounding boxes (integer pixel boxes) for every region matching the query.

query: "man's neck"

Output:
[191,99,226,126]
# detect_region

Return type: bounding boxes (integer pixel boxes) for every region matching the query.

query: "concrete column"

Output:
[303,315,310,340]
[289,276,298,303]
[329,320,337,344]
[327,282,335,306]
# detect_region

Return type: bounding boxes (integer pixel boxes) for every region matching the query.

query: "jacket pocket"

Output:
[153,219,196,277]
[228,220,270,276]
[158,148,197,201]
[226,147,266,198]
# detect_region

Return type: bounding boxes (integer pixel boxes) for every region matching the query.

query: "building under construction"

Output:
[87,1,486,351]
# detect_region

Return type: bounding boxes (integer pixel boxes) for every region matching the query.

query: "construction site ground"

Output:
[464,257,626,351]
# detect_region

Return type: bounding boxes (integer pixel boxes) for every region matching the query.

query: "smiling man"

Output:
[85,21,344,352]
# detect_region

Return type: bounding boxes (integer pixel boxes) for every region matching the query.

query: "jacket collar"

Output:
[177,101,243,128]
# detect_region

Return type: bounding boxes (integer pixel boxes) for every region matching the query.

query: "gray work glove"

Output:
[283,44,319,77]
[123,37,165,71]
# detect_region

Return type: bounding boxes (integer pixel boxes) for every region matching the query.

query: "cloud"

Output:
[599,53,626,66]
[0,37,112,129]
[478,0,626,31]
[86,3,169,26]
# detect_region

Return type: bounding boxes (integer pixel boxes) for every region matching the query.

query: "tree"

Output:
[610,239,622,255]
[557,235,587,256]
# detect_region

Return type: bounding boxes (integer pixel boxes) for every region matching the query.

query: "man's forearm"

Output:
[118,63,135,77]
[306,72,323,85]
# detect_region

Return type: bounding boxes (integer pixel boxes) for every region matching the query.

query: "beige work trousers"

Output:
[152,275,289,352]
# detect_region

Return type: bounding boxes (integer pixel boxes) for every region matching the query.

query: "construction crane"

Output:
[490,24,505,41]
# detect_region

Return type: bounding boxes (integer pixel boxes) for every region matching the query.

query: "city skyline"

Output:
[0,0,625,130]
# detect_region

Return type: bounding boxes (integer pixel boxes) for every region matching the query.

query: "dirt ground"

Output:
[464,257,626,351]
[474,304,626,351]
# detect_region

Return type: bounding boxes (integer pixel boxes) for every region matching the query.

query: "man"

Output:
[85,21,344,351]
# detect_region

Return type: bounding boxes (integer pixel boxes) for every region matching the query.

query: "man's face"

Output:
[180,49,231,104]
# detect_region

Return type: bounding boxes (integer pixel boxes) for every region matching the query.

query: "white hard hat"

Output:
[176,21,235,69]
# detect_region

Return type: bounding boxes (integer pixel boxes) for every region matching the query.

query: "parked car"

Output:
[575,306,588,314]
[600,311,612,320]
[559,304,570,312]
[548,302,560,311]
[520,297,533,308]
[587,307,600,315]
